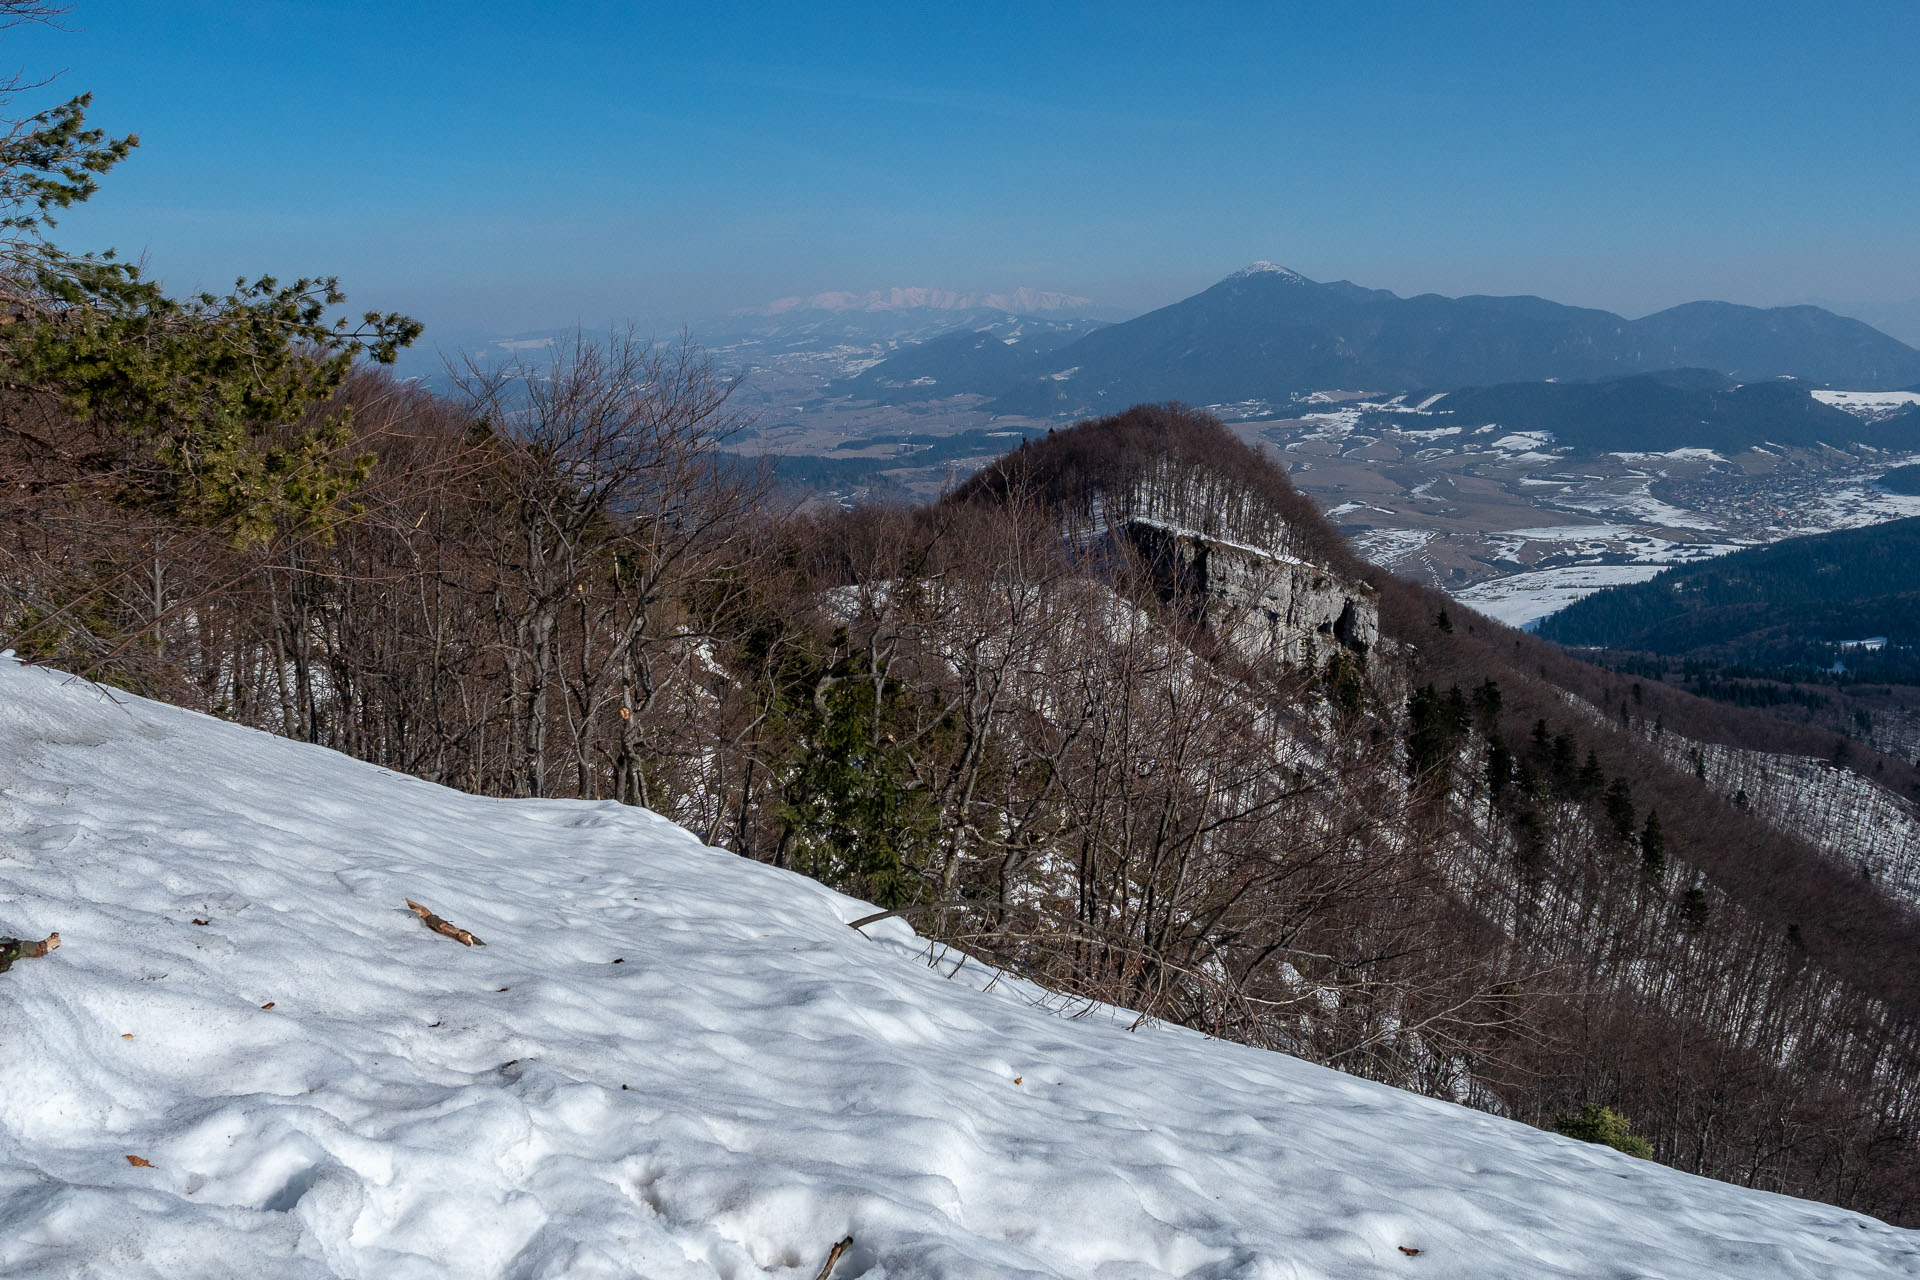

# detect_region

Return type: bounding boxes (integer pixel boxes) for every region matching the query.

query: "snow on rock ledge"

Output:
[1125,518,1379,667]
[0,658,1914,1279]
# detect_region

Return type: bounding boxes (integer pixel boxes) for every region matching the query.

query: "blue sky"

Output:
[16,1,1920,341]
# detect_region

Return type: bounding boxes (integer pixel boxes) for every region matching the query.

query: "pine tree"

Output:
[1406,684,1466,782]
[1577,749,1606,795]
[1551,731,1578,779]
[1554,1105,1654,1159]
[1485,737,1513,807]
[774,638,937,909]
[1471,678,1503,733]
[1680,885,1709,931]
[1640,810,1666,884]
[1604,777,1635,842]
[0,57,418,545]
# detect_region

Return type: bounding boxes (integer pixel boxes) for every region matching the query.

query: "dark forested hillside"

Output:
[1541,517,1920,665]
[1411,370,1918,453]
[1881,463,1920,495]
[1538,517,1920,754]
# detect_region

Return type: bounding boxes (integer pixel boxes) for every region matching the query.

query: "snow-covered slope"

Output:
[1654,735,1920,911]
[1,660,1915,1279]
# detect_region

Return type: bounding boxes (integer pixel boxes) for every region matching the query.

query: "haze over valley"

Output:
[621,264,1920,632]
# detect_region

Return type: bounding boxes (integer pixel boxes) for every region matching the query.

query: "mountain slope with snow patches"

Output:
[0,659,1915,1279]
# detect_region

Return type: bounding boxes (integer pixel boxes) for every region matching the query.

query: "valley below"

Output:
[1229,393,1920,629]
[701,266,1920,636]
[725,362,1920,632]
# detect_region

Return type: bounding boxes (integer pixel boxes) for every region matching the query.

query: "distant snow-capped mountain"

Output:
[691,287,1128,384]
[754,286,1101,317]
[1227,261,1310,284]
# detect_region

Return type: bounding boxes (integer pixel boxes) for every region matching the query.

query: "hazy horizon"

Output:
[15,2,1919,343]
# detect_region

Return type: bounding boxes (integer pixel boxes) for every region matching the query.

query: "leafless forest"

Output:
[6,337,1920,1222]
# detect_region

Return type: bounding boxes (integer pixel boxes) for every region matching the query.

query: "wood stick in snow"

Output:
[405,900,485,947]
[813,1236,853,1280]
[0,932,60,974]
[846,900,974,932]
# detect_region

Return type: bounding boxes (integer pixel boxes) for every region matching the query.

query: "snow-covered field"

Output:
[1547,478,1726,531]
[1795,480,1920,535]
[1452,564,1671,630]
[1813,390,1920,421]
[1442,524,1750,628]
[1347,526,1437,568]
[1,659,1916,1279]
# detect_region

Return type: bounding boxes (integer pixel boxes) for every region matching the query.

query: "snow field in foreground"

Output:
[0,659,1915,1279]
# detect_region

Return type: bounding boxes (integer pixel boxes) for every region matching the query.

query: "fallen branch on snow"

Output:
[846,900,975,932]
[0,932,60,974]
[813,1235,852,1280]
[405,900,484,947]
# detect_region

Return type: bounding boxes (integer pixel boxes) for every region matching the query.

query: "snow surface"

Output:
[1228,262,1307,284]
[1812,389,1920,420]
[1549,479,1726,532]
[1481,432,1559,462]
[1,659,1916,1279]
[1607,449,1726,463]
[1350,527,1438,568]
[1451,564,1671,630]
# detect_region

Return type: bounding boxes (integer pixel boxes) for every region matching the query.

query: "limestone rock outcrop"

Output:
[1124,518,1378,668]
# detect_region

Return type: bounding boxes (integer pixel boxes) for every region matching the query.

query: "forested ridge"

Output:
[6,11,1920,1227]
[1541,517,1920,682]
[1404,370,1920,454]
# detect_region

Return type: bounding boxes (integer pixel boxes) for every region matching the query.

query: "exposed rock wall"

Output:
[1124,518,1379,669]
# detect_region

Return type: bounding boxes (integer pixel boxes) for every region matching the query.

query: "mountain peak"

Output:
[1229,261,1310,284]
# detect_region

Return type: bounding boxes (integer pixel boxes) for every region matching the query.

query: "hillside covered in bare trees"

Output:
[8,287,1920,1227]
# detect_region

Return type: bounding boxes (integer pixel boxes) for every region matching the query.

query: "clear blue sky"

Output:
[15,1,1920,340]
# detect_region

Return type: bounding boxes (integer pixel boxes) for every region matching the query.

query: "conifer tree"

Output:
[0,24,419,544]
[1640,809,1666,884]
[1485,736,1513,807]
[1577,749,1606,795]
[1604,777,1635,843]
[1680,885,1709,931]
[1551,731,1578,779]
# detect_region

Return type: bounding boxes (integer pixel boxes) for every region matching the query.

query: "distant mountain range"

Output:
[689,289,1123,382]
[752,286,1102,316]
[842,264,1920,414]
[386,288,1122,390]
[827,316,1106,405]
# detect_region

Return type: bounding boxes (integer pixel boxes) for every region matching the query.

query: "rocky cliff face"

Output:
[1124,518,1379,668]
